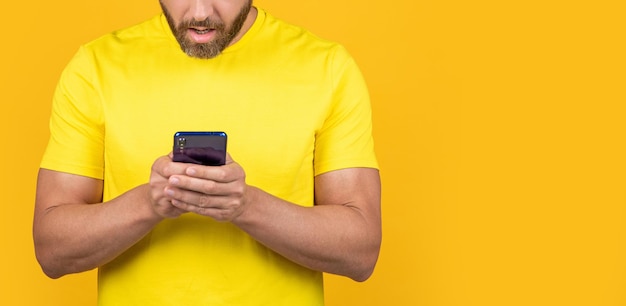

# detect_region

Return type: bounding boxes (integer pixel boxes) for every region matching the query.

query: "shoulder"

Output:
[81,14,170,54]
[257,9,343,53]
[251,8,355,72]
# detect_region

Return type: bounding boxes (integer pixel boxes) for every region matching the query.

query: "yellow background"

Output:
[1,0,625,305]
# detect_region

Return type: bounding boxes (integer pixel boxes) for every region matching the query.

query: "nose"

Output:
[190,0,214,21]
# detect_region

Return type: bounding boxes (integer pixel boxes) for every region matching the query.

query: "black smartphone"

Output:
[172,131,227,166]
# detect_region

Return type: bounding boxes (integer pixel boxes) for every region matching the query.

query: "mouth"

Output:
[187,27,216,43]
[192,27,212,34]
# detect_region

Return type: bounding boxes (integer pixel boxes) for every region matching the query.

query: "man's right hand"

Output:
[148,154,189,219]
[33,154,186,278]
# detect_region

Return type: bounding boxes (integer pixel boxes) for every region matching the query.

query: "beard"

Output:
[160,0,252,59]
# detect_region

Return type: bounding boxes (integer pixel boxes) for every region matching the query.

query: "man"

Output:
[33,0,381,305]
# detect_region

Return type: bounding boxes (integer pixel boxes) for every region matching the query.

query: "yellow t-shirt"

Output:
[42,8,377,306]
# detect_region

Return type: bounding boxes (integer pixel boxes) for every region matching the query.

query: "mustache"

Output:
[180,17,226,30]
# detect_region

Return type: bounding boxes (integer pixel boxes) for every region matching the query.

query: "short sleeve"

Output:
[40,46,105,179]
[313,46,378,175]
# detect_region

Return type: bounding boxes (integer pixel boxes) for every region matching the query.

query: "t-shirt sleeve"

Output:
[313,46,378,176]
[40,46,105,179]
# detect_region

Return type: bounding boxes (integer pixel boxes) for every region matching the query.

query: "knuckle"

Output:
[198,194,211,207]
[219,210,232,222]
[227,199,241,212]
[159,163,172,177]
[201,180,217,194]
[216,168,228,181]
[235,184,245,196]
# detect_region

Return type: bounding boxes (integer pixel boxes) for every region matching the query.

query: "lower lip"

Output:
[188,29,216,44]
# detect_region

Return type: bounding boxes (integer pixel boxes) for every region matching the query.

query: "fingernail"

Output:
[165,189,174,196]
[187,168,197,175]
[170,177,179,185]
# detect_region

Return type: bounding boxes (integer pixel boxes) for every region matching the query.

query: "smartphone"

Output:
[172,131,227,166]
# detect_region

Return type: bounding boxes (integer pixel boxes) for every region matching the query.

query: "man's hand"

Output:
[163,154,249,221]
[148,155,190,219]
[156,153,381,281]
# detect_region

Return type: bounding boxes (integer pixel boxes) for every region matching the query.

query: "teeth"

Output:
[194,29,210,34]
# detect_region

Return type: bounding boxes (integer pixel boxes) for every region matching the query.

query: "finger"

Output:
[149,188,188,218]
[170,199,232,221]
[170,173,245,198]
[185,162,244,184]
[156,157,191,177]
[225,153,234,164]
[169,175,214,194]
[184,165,231,183]
[165,181,233,206]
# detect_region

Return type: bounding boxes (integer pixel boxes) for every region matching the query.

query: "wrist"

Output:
[231,185,260,226]
[138,184,167,223]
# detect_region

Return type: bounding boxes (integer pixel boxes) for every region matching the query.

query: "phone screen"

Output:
[172,132,227,166]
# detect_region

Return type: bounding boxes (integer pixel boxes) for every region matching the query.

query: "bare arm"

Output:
[238,168,382,281]
[33,159,188,278]
[165,160,382,282]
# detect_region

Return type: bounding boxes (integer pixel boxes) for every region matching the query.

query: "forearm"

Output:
[161,164,382,280]
[33,184,162,278]
[233,186,382,281]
